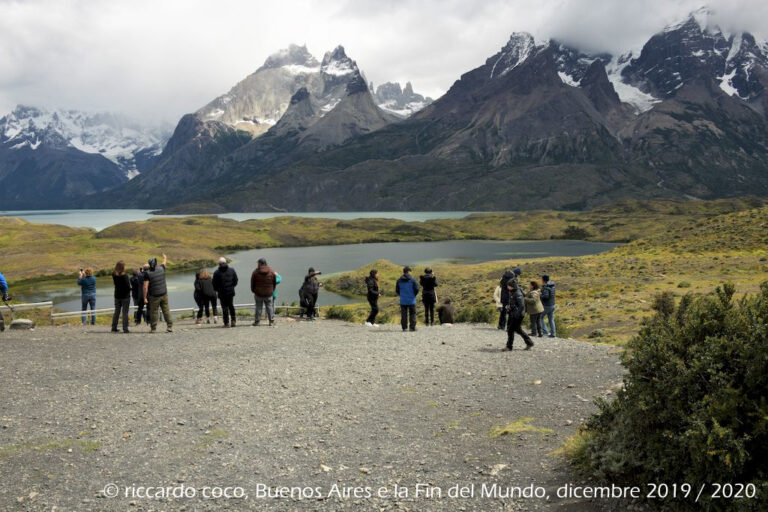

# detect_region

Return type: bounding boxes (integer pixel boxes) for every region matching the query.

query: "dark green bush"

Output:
[580,282,768,510]
[324,305,356,322]
[455,305,496,324]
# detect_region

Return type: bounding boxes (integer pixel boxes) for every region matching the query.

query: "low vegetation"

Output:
[573,283,768,511]
[323,204,768,343]
[2,197,763,283]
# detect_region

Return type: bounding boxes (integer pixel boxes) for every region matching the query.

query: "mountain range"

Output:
[5,8,768,211]
[0,106,169,208]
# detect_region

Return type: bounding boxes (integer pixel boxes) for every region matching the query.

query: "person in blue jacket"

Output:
[77,267,97,326]
[0,270,9,332]
[395,266,420,332]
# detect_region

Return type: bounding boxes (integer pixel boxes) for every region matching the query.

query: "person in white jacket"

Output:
[494,285,504,330]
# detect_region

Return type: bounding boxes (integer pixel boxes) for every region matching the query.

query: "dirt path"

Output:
[0,319,629,511]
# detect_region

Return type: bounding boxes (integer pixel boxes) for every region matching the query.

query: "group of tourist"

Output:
[0,259,556,349]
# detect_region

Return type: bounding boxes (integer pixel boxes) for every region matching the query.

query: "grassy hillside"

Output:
[323,205,768,344]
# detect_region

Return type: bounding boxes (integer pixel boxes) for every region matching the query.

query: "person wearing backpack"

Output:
[497,267,521,329]
[419,268,438,326]
[130,266,149,325]
[540,274,557,338]
[505,278,533,350]
[143,253,173,333]
[525,280,545,337]
[395,266,420,332]
[77,267,97,326]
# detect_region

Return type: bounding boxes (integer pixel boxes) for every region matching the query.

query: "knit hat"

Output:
[258,258,267,266]
[218,257,227,264]
[513,267,522,276]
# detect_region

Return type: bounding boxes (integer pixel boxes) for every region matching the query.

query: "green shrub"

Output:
[455,305,496,324]
[579,282,768,511]
[677,281,692,288]
[324,305,356,322]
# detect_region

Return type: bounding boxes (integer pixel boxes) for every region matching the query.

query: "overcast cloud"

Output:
[1,0,766,124]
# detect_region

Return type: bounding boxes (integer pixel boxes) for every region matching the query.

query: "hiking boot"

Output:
[111,328,119,333]
[252,321,260,326]
[365,322,373,327]
[525,342,534,350]
[167,327,173,333]
[123,329,130,334]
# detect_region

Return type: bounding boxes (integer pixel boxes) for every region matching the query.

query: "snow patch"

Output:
[726,33,742,62]
[718,68,739,96]
[558,71,581,87]
[606,55,661,113]
[322,60,354,76]
[206,108,224,118]
[283,64,321,75]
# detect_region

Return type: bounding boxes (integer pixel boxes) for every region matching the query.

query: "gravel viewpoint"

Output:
[1,319,630,511]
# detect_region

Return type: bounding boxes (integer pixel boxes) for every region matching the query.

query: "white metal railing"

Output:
[49,303,317,322]
[0,301,53,312]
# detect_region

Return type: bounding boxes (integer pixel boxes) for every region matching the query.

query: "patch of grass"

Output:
[489,417,553,438]
[552,430,593,463]
[324,305,357,322]
[0,438,102,457]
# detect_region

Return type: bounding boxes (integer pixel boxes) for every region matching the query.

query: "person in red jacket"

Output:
[250,258,277,327]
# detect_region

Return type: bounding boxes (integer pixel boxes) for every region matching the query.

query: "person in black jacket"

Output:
[130,266,149,325]
[419,268,438,326]
[112,260,132,333]
[194,269,218,324]
[505,278,533,351]
[497,268,517,330]
[212,257,238,327]
[365,269,381,326]
[300,268,322,320]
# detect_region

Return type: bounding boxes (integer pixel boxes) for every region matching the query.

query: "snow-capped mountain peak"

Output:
[0,105,169,178]
[372,81,433,118]
[261,43,319,71]
[489,32,542,79]
[321,46,357,77]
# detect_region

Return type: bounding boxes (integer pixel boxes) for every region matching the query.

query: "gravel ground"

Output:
[0,319,632,511]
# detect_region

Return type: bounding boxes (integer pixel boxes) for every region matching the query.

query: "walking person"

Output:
[143,253,173,333]
[130,266,148,325]
[395,266,419,332]
[213,257,238,328]
[497,268,520,330]
[436,297,456,325]
[525,281,544,337]
[505,279,534,350]
[299,268,322,321]
[540,274,557,338]
[195,269,217,324]
[111,261,131,333]
[365,269,381,327]
[419,268,438,326]
[251,258,277,327]
[77,267,97,326]
[0,270,9,332]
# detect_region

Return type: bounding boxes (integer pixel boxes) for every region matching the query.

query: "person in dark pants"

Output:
[300,268,322,320]
[130,266,149,325]
[497,268,520,330]
[212,257,238,327]
[395,266,420,332]
[195,269,217,324]
[0,270,9,332]
[365,269,381,326]
[419,267,438,326]
[77,267,97,326]
[505,279,534,350]
[143,253,173,333]
[540,274,557,338]
[525,280,544,337]
[111,260,132,333]
[250,258,277,327]
[437,297,456,325]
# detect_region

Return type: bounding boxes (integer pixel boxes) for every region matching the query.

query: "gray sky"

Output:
[1,0,766,124]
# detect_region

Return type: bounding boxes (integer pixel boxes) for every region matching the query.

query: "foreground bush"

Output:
[580,283,768,511]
